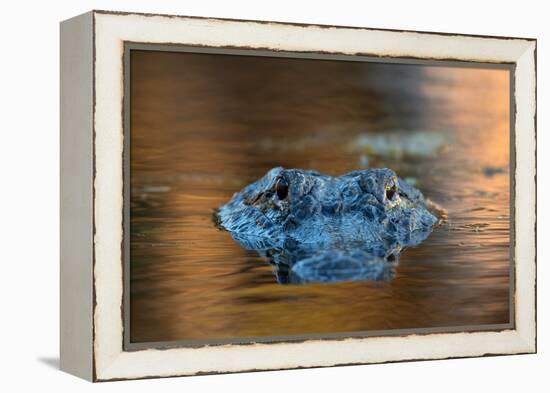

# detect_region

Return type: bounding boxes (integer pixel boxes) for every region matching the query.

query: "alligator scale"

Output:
[215,167,439,284]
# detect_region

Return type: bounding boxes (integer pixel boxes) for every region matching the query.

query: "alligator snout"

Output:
[215,167,438,284]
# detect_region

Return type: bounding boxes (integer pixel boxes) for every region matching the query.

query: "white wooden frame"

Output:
[60,10,536,382]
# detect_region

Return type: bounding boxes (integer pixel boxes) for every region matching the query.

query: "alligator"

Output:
[214,167,439,284]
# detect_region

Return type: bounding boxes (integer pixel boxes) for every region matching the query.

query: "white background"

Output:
[0,0,545,391]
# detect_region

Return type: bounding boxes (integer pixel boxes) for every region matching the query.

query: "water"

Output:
[129,51,510,343]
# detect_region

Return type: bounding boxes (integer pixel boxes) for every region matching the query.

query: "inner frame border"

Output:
[122,42,517,352]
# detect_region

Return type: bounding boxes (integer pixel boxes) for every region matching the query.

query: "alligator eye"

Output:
[276,177,289,200]
[386,184,397,201]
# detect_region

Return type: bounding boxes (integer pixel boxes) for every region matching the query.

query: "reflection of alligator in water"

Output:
[214,167,439,284]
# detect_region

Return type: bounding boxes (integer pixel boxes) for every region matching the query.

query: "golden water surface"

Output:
[130,50,510,343]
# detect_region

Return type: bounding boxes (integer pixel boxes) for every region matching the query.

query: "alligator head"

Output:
[215,167,438,284]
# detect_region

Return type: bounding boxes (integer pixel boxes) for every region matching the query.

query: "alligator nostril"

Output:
[386,184,397,201]
[276,177,289,200]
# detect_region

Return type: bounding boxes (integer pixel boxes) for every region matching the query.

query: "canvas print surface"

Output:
[128,49,511,345]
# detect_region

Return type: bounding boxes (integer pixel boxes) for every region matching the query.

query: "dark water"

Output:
[130,51,510,343]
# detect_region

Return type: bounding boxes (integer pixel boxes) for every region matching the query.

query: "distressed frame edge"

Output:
[91,8,537,42]
[59,11,95,381]
[89,11,537,382]
[512,39,537,353]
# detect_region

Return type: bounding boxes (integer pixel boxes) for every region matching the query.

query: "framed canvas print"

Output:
[60,10,537,382]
